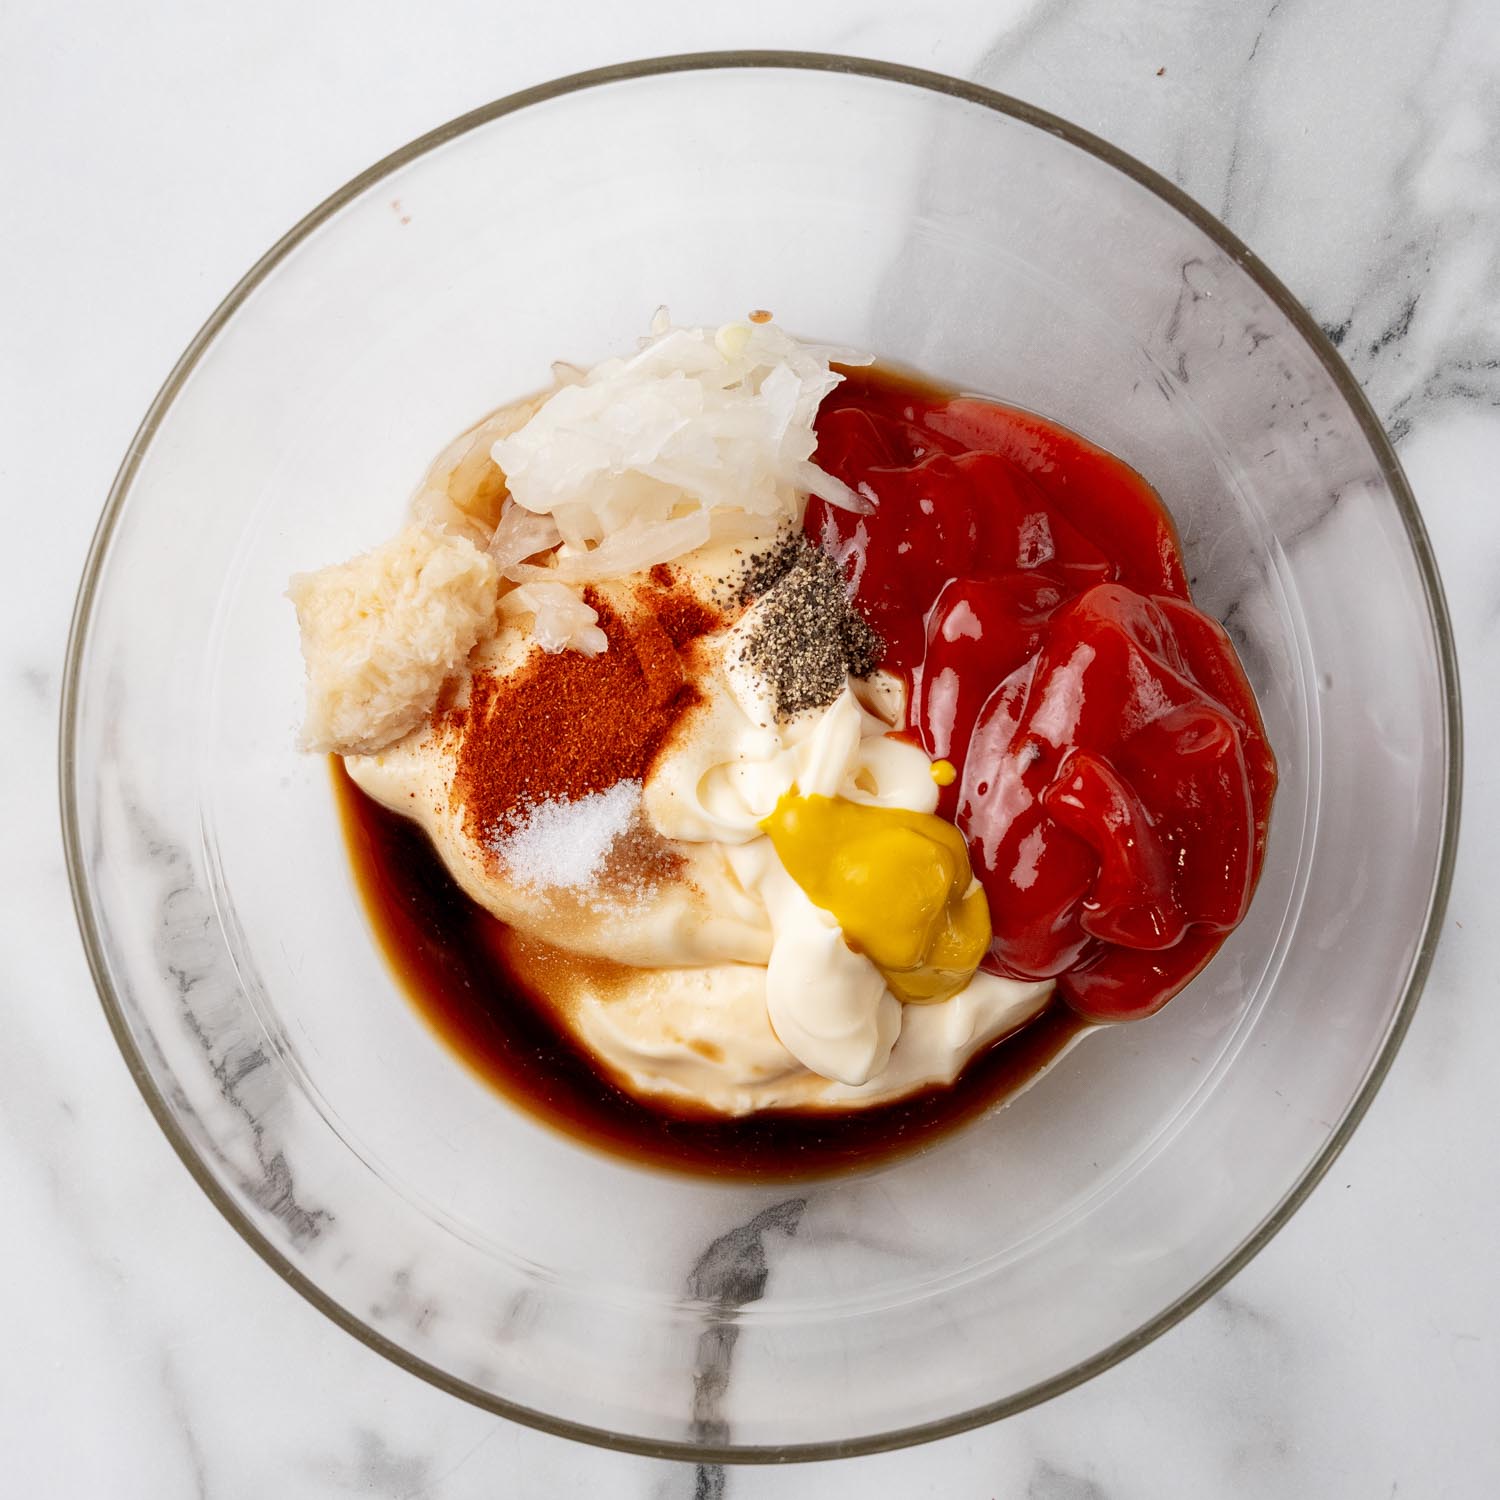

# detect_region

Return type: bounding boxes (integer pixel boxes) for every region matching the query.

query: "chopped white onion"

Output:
[488,502,562,572]
[499,580,608,655]
[794,459,871,514]
[492,315,870,560]
[507,509,714,585]
[483,314,871,654]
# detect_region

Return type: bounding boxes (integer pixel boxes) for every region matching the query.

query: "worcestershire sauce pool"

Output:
[334,762,1084,1180]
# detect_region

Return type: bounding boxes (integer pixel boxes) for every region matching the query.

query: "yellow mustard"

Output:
[759,791,991,1004]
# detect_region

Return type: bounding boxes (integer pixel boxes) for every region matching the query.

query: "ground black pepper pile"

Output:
[724,530,806,607]
[729,534,884,719]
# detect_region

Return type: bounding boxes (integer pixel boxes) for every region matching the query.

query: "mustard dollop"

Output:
[759,792,991,1004]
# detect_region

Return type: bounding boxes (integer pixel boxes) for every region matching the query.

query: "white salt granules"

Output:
[494,780,642,890]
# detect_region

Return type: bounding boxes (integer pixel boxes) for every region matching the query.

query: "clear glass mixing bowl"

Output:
[61,54,1459,1460]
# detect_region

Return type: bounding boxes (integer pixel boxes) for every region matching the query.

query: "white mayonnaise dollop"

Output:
[346,554,1057,1112]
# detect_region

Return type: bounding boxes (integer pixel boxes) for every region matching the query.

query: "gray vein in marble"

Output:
[973,0,1500,450]
[1246,0,1284,65]
[157,1349,212,1500]
[687,1197,806,1438]
[369,1265,439,1337]
[1210,1286,1279,1336]
[309,1429,430,1498]
[679,1198,806,1496]
[126,797,330,1248]
[976,0,1273,204]
[1027,1460,1109,1500]
[493,1286,538,1347]
[0,1021,136,1330]
[692,1461,727,1500]
[1219,0,1292,234]
[424,1426,511,1496]
[1200,1286,1301,1481]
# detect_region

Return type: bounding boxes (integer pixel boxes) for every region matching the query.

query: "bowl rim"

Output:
[58,49,1463,1464]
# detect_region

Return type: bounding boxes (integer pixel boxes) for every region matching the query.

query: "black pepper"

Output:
[732,535,884,719]
[718,529,805,607]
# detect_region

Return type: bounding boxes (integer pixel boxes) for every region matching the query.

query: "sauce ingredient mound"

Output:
[292,314,1276,1160]
[807,368,1278,1022]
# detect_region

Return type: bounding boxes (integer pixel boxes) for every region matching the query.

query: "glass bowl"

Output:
[61,54,1460,1460]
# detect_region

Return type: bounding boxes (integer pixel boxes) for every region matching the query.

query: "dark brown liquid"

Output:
[334,763,1085,1181]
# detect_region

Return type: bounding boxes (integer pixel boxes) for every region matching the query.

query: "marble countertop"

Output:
[4,1,1495,1494]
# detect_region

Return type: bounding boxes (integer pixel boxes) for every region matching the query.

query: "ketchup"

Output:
[807,366,1277,1022]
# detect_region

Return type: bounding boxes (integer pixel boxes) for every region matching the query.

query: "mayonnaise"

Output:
[347,563,1057,1111]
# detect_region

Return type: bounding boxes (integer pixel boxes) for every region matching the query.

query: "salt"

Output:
[493,780,642,890]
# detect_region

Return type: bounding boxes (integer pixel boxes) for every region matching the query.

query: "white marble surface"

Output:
[3,1,1495,1494]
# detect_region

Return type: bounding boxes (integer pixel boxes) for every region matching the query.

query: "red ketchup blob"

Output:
[807,367,1277,1022]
